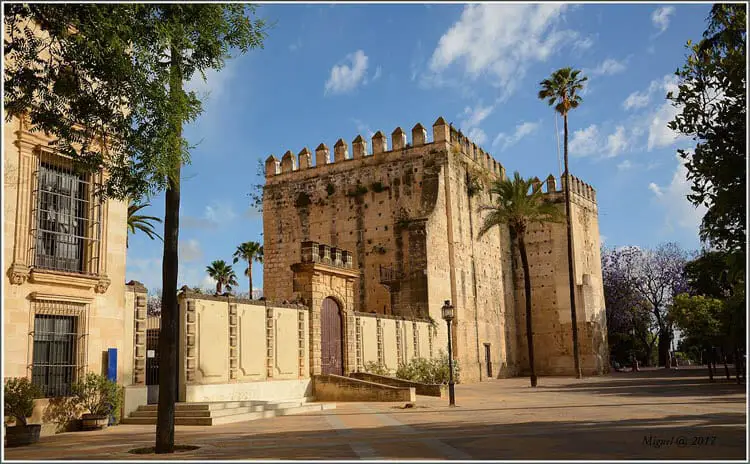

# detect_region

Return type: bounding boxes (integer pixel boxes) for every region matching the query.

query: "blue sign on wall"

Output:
[107,348,117,382]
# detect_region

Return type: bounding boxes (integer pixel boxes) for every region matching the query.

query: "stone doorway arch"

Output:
[291,241,359,376]
[320,297,344,375]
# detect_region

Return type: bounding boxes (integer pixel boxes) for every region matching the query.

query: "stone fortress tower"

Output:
[262,117,609,382]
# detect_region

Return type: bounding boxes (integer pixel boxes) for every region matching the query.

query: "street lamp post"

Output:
[441,300,456,407]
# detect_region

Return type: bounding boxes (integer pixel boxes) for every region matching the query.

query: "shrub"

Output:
[363,361,391,377]
[395,351,460,384]
[4,377,43,426]
[71,373,122,418]
[43,397,84,433]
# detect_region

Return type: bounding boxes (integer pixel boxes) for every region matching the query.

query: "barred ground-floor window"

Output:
[30,300,88,398]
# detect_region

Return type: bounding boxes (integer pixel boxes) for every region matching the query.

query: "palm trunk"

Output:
[216,281,222,295]
[248,264,253,299]
[563,113,582,378]
[155,43,182,455]
[518,232,537,387]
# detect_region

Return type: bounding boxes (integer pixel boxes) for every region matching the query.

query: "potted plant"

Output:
[72,373,121,431]
[4,377,44,447]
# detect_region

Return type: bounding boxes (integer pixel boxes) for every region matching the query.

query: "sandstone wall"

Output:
[3,114,132,388]
[177,293,309,401]
[514,177,610,376]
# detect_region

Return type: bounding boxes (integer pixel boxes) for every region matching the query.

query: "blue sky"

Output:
[125,2,713,295]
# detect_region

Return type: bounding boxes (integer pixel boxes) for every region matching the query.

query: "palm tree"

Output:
[127,201,162,248]
[477,172,562,387]
[538,67,588,379]
[232,241,263,298]
[206,260,238,295]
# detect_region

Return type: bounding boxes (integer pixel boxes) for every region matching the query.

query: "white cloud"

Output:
[605,126,628,157]
[589,58,627,76]
[289,38,303,52]
[569,124,601,157]
[649,158,707,232]
[179,239,203,263]
[492,121,541,151]
[568,124,631,158]
[573,36,595,52]
[647,99,682,150]
[185,60,236,103]
[183,202,237,230]
[617,160,633,171]
[353,118,375,140]
[324,50,369,95]
[651,6,675,34]
[458,104,494,146]
[427,4,579,100]
[371,66,382,83]
[467,128,488,146]
[622,89,652,110]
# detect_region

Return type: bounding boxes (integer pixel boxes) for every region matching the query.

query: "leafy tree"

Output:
[669,294,724,379]
[538,67,588,378]
[684,250,733,299]
[232,241,263,298]
[477,172,562,387]
[667,4,746,279]
[206,260,239,295]
[127,201,162,247]
[601,246,654,366]
[4,4,268,453]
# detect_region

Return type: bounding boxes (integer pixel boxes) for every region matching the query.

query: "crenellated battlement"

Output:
[535,173,597,204]
[264,116,505,182]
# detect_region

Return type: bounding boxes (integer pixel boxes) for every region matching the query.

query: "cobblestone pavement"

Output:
[3,367,746,460]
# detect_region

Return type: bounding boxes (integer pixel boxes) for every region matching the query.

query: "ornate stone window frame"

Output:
[8,128,111,293]
[27,293,91,396]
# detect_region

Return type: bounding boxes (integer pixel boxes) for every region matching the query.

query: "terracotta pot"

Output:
[81,414,109,431]
[5,424,42,447]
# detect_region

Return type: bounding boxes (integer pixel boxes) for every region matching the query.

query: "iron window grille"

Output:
[30,301,89,398]
[30,150,102,275]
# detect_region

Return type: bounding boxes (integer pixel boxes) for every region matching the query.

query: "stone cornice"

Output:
[28,269,110,293]
[290,262,360,280]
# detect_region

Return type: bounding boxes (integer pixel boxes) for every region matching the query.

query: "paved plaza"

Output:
[4,367,746,460]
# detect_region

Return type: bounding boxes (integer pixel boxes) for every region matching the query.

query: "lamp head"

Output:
[441,300,455,321]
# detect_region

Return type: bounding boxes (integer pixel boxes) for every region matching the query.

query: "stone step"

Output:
[123,402,335,426]
[131,402,308,418]
[136,399,311,412]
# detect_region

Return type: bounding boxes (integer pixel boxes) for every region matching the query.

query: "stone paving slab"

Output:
[3,367,746,460]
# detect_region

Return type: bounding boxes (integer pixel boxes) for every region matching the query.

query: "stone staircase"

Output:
[122,399,335,426]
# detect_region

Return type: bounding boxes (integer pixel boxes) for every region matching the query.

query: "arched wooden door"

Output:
[320,297,343,375]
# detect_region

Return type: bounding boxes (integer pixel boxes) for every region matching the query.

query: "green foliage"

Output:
[206,260,239,294]
[395,352,460,384]
[127,201,162,247]
[71,373,122,418]
[477,171,562,239]
[371,181,385,193]
[347,183,368,197]
[684,250,734,298]
[43,396,84,433]
[232,241,263,298]
[669,294,724,351]
[538,67,588,117]
[363,361,391,377]
[466,171,484,198]
[4,4,270,201]
[4,377,43,426]
[326,183,336,196]
[667,4,746,276]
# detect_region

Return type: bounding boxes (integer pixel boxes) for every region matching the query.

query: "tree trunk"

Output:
[707,348,714,381]
[734,347,741,384]
[658,331,670,367]
[155,43,183,455]
[518,232,537,387]
[562,113,582,379]
[723,350,731,380]
[248,264,253,299]
[215,281,221,295]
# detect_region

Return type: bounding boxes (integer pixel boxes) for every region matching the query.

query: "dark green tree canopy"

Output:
[667,4,746,272]
[4,4,268,200]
